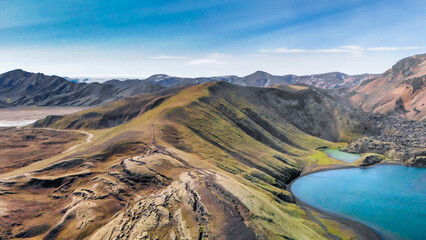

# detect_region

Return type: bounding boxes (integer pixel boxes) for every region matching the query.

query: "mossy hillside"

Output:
[32,88,180,129]
[216,173,333,240]
[311,211,358,240]
[30,82,372,239]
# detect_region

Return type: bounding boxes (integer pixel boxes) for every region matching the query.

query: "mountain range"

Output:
[1,54,424,121]
[0,54,425,240]
[0,69,376,106]
[139,71,378,89]
[1,79,421,239]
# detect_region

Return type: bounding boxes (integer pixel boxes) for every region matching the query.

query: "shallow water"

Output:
[321,147,361,162]
[292,165,426,240]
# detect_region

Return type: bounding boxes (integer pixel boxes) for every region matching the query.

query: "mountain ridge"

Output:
[26,81,369,239]
[0,69,166,107]
[139,70,378,89]
[346,53,426,120]
[0,68,379,108]
[1,53,424,122]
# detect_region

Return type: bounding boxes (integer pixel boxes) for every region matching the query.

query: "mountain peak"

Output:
[145,74,171,82]
[246,70,273,78]
[349,53,426,120]
[389,53,426,79]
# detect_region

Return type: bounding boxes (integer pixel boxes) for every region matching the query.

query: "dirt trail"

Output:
[34,128,94,152]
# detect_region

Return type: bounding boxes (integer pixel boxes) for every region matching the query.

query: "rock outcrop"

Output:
[359,155,385,166]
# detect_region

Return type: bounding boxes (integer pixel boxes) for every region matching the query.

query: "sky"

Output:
[0,0,425,79]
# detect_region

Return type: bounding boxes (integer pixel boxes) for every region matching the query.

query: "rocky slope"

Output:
[343,114,426,166]
[0,69,165,107]
[344,53,426,120]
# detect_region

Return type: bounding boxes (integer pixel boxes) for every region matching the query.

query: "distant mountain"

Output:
[0,70,165,107]
[141,71,378,89]
[345,54,426,120]
[0,69,378,108]
[294,72,378,89]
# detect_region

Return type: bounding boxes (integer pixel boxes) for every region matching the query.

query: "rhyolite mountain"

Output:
[0,69,166,106]
[343,53,425,120]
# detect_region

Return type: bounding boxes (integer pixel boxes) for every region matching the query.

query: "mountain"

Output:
[0,69,165,107]
[345,54,426,120]
[0,68,377,108]
[0,99,11,108]
[3,81,424,239]
[142,71,378,89]
[142,74,241,88]
[294,72,378,89]
[15,82,368,239]
[35,82,367,141]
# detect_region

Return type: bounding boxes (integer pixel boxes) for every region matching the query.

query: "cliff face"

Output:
[347,54,426,120]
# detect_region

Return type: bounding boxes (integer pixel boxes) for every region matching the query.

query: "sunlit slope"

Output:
[347,53,426,120]
[26,82,369,239]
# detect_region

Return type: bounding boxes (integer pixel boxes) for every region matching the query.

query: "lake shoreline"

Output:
[288,162,406,240]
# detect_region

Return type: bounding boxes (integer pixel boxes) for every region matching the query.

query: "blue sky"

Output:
[0,0,425,78]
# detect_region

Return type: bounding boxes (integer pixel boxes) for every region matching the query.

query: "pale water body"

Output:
[0,107,86,127]
[292,165,426,240]
[321,147,361,162]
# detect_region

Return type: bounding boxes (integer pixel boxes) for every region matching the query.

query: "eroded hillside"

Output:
[346,54,426,120]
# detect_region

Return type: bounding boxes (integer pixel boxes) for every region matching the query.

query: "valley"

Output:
[0,54,424,240]
[2,1,424,239]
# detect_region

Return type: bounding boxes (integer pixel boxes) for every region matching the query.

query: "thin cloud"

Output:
[402,46,422,50]
[260,46,423,55]
[340,45,364,50]
[186,52,229,66]
[187,59,226,66]
[367,47,399,51]
[311,48,347,53]
[260,48,306,53]
[150,56,186,59]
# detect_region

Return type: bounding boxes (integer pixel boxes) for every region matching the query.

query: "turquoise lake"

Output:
[321,148,361,162]
[291,165,426,240]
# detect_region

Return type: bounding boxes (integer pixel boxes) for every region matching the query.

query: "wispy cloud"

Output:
[186,53,229,66]
[366,47,399,51]
[260,46,423,56]
[187,59,226,66]
[150,56,186,59]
